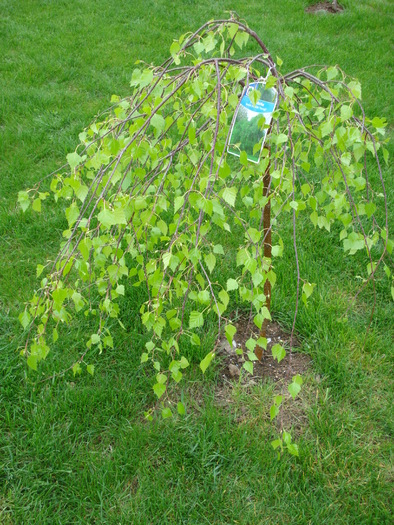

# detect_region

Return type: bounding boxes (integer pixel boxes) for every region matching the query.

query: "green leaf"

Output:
[227,278,238,291]
[18,191,30,212]
[213,244,224,255]
[171,369,183,383]
[65,203,79,228]
[72,291,84,312]
[321,120,333,137]
[72,362,82,376]
[256,336,267,349]
[303,282,315,299]
[293,374,303,385]
[67,152,83,171]
[343,232,365,254]
[180,356,190,369]
[326,66,338,80]
[189,311,204,329]
[113,207,127,225]
[27,355,38,371]
[156,373,167,384]
[153,383,166,399]
[170,40,180,59]
[265,76,277,89]
[245,338,256,351]
[140,353,149,363]
[134,196,147,211]
[91,334,100,344]
[161,407,172,419]
[340,105,353,121]
[274,395,283,406]
[218,289,229,309]
[227,22,238,39]
[288,381,302,400]
[116,284,125,296]
[270,404,279,420]
[190,333,200,346]
[271,439,282,451]
[200,351,215,374]
[287,443,299,457]
[151,113,166,132]
[139,68,154,88]
[236,248,249,266]
[225,324,236,345]
[234,30,248,49]
[222,187,237,207]
[261,306,271,321]
[193,41,204,55]
[365,202,376,218]
[204,253,216,273]
[174,195,184,213]
[243,361,253,375]
[32,198,41,212]
[247,227,261,243]
[75,183,88,202]
[162,252,172,270]
[177,402,186,416]
[98,208,116,229]
[271,244,282,259]
[254,313,263,329]
[272,344,286,363]
[203,32,217,52]
[228,93,239,108]
[275,133,288,145]
[348,81,361,99]
[145,341,155,352]
[240,150,248,166]
[19,310,30,329]
[86,364,95,376]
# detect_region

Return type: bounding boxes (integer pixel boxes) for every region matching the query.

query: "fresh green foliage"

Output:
[17,19,390,453]
[1,2,393,523]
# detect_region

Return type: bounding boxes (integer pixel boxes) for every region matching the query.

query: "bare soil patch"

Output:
[214,316,313,433]
[216,315,311,385]
[305,2,344,14]
[155,316,313,434]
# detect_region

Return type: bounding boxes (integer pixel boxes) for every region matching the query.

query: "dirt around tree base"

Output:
[305,2,344,14]
[216,316,311,385]
[213,317,313,434]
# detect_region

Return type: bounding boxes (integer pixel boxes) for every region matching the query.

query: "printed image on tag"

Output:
[228,82,278,163]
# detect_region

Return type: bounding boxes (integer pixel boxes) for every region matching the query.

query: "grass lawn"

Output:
[0,1,393,523]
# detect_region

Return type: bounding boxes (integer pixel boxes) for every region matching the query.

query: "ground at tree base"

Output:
[305,2,344,14]
[217,317,311,383]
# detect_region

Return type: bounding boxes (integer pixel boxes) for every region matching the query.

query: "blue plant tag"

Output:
[228,82,278,163]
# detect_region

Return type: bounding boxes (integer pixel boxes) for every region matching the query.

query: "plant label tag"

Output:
[228,82,278,163]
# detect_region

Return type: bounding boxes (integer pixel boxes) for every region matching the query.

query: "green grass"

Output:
[0,1,393,523]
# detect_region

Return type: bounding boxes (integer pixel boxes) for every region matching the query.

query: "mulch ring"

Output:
[305,2,344,14]
[216,315,311,385]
